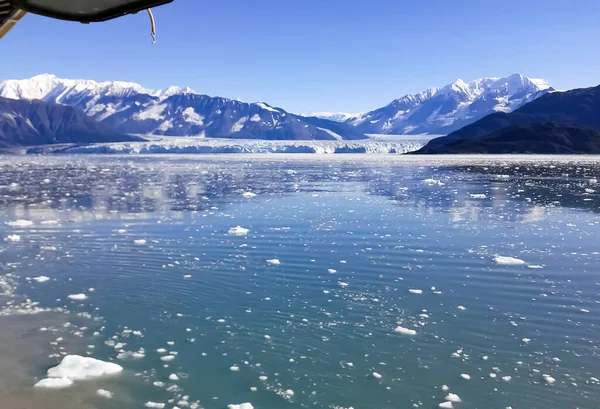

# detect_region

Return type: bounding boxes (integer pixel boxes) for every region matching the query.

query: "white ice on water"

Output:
[67,293,88,301]
[267,259,281,265]
[33,276,50,283]
[229,226,250,236]
[394,326,417,336]
[4,234,21,242]
[34,355,123,389]
[228,404,254,409]
[493,256,526,265]
[97,389,113,399]
[5,219,34,227]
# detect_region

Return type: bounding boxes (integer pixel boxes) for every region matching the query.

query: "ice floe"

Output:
[34,355,122,388]
[97,389,113,399]
[5,219,34,227]
[493,256,526,265]
[33,276,50,283]
[228,226,250,236]
[228,404,254,409]
[394,326,417,336]
[67,293,88,301]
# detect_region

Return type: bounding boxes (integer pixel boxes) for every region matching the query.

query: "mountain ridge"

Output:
[415,84,600,154]
[0,74,366,141]
[347,74,551,136]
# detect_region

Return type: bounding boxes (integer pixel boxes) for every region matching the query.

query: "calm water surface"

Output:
[1,155,600,409]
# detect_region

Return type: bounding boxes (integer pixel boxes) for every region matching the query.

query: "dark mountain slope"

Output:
[0,97,141,148]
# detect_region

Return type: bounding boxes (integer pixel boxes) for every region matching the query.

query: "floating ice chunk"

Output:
[97,389,113,399]
[445,394,461,403]
[328,269,337,274]
[156,348,167,354]
[394,326,417,336]
[460,374,471,380]
[153,381,165,388]
[228,404,254,409]
[338,281,349,288]
[469,194,487,199]
[33,276,50,283]
[372,372,382,379]
[490,373,497,378]
[4,234,21,242]
[502,376,512,382]
[5,219,34,227]
[527,265,544,269]
[441,385,449,392]
[581,308,590,313]
[284,389,294,398]
[160,355,175,362]
[183,275,192,279]
[145,402,166,408]
[267,259,280,265]
[409,289,423,295]
[522,338,531,343]
[457,305,466,311]
[133,239,147,245]
[250,386,257,392]
[439,402,453,409]
[259,376,268,381]
[543,374,556,384]
[228,226,249,236]
[423,179,444,186]
[117,351,145,360]
[493,256,525,265]
[68,293,87,301]
[35,355,122,388]
[230,365,240,372]
[169,373,180,381]
[241,192,257,198]
[41,245,58,251]
[264,335,272,340]
[34,377,74,388]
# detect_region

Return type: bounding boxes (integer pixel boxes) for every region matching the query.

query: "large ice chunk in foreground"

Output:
[34,355,123,388]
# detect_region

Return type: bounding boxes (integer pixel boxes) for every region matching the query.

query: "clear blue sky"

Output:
[2,0,600,113]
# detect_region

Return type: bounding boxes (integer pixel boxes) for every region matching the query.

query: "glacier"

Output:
[44,136,430,155]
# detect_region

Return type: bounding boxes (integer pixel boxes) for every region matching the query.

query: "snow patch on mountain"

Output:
[308,112,358,122]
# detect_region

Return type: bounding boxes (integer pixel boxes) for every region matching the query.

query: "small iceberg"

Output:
[493,256,526,265]
[34,355,123,389]
[228,226,250,236]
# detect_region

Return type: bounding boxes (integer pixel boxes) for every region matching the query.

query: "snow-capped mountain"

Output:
[307,112,358,123]
[0,74,366,141]
[348,74,552,135]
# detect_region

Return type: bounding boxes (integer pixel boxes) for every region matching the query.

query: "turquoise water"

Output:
[1,155,600,409]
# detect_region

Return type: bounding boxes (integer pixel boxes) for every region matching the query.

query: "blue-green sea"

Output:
[1,155,599,409]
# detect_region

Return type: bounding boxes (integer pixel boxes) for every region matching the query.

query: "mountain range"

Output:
[416,84,600,154]
[0,73,564,149]
[0,74,365,143]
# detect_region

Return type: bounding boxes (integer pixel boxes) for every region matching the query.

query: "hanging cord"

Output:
[147,9,156,44]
